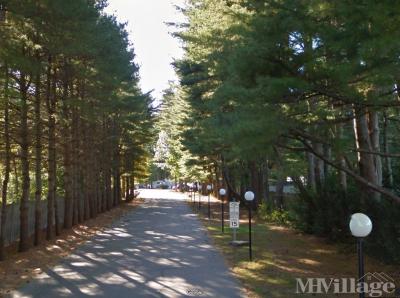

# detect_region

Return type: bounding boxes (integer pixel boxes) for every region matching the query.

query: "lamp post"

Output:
[244,191,255,261]
[207,184,212,219]
[349,213,372,298]
[219,188,226,233]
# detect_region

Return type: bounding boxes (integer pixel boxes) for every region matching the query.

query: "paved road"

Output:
[11,190,243,298]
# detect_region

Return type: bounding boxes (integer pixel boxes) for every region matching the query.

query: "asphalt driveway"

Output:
[11,190,243,298]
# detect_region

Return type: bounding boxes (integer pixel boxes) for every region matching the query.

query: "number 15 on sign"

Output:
[229,202,240,228]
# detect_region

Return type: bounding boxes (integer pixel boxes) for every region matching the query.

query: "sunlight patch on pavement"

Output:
[70,262,95,268]
[79,282,102,296]
[83,253,108,263]
[108,252,124,256]
[147,277,191,297]
[145,230,166,236]
[57,271,87,281]
[96,273,126,285]
[54,287,73,296]
[152,257,181,267]
[120,269,146,283]
[108,231,132,238]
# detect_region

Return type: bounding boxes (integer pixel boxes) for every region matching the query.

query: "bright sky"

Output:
[105,0,186,102]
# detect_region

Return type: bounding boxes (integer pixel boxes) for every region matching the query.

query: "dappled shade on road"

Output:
[12,190,242,298]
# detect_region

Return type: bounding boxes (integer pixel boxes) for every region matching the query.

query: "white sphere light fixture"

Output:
[244,191,255,201]
[207,184,212,191]
[349,213,372,238]
[219,188,226,196]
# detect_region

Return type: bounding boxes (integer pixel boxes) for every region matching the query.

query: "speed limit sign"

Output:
[229,202,240,228]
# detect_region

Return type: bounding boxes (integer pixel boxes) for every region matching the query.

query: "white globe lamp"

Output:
[349,213,372,238]
[244,191,255,201]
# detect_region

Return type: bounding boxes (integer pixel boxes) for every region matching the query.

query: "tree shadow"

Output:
[10,198,242,298]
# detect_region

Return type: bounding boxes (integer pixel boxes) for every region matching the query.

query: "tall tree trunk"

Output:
[34,71,42,246]
[46,59,55,240]
[105,124,113,209]
[257,164,264,206]
[382,112,393,188]
[91,145,98,218]
[355,110,375,180]
[105,168,112,210]
[275,177,284,210]
[52,66,61,237]
[13,156,19,197]
[263,160,270,205]
[114,147,121,205]
[71,106,79,226]
[134,177,135,198]
[54,186,61,236]
[121,177,126,199]
[82,120,90,220]
[369,111,382,186]
[307,149,316,190]
[221,156,241,200]
[94,147,100,216]
[273,146,286,209]
[354,107,380,201]
[314,143,325,189]
[94,136,101,214]
[132,168,136,199]
[323,144,331,179]
[62,71,73,229]
[19,73,30,252]
[0,65,11,260]
[337,123,347,192]
[249,161,260,207]
[112,121,121,206]
[100,120,107,211]
[108,136,113,208]
[76,113,84,223]
[125,176,130,199]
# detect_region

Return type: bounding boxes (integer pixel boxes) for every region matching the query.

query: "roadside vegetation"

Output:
[0,1,154,260]
[154,0,400,265]
[194,199,399,297]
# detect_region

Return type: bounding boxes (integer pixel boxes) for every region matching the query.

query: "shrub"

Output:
[257,202,292,226]
[286,174,400,264]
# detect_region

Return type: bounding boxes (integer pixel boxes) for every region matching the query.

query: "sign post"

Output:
[230,198,240,242]
[219,188,226,233]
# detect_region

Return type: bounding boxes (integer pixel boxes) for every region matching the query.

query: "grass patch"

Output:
[193,201,399,298]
